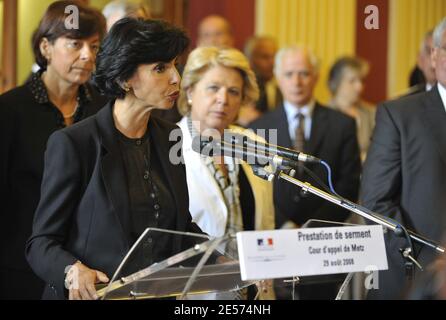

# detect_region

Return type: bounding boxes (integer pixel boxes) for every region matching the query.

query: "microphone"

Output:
[223,131,321,163]
[191,136,301,169]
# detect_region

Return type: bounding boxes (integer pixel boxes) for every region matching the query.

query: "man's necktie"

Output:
[294,113,306,175]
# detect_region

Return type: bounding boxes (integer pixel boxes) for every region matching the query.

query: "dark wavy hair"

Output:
[93,18,190,99]
[32,0,106,70]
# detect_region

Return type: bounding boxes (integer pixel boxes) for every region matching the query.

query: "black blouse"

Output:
[117,120,177,269]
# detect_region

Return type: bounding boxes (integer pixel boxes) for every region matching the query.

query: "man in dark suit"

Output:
[360,17,446,300]
[250,46,361,299]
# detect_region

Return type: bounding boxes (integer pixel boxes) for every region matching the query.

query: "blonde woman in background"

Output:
[177,47,275,299]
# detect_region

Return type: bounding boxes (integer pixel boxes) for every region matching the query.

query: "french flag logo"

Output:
[257,238,274,248]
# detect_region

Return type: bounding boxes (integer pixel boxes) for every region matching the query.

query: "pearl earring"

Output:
[188,98,193,105]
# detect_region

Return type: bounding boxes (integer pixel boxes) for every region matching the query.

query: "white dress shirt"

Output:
[437,82,446,113]
[283,100,315,142]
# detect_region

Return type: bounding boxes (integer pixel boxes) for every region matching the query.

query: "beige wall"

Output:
[255,0,356,105]
[387,0,446,98]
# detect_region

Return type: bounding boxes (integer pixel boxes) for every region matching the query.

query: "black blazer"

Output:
[360,86,446,299]
[26,102,202,300]
[250,102,361,227]
[0,81,106,299]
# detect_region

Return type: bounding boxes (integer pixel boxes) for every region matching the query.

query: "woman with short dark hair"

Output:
[0,1,106,300]
[25,18,202,300]
[32,1,106,73]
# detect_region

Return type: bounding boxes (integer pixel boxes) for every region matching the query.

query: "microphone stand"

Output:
[250,163,444,285]
[195,138,444,286]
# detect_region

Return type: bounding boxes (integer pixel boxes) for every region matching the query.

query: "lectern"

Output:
[96,228,256,300]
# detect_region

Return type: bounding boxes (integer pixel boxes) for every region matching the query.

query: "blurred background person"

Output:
[244,36,280,113]
[26,18,202,300]
[177,46,275,299]
[408,67,426,90]
[102,0,151,32]
[197,15,234,48]
[327,56,374,299]
[328,56,375,162]
[407,30,437,96]
[238,36,281,127]
[0,1,106,299]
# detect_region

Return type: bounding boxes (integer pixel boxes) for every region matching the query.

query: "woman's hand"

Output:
[66,261,109,300]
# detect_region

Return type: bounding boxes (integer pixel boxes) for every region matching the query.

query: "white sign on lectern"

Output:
[236,225,388,281]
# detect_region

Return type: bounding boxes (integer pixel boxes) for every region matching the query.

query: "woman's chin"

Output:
[206,120,228,133]
[66,72,92,86]
[154,102,174,110]
[69,77,90,86]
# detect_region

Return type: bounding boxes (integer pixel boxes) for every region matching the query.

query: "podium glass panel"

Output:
[96,228,257,300]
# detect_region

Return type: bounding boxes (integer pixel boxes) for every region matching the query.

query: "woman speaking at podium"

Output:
[26,18,202,300]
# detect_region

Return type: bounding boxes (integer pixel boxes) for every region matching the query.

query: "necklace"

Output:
[63,103,79,118]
